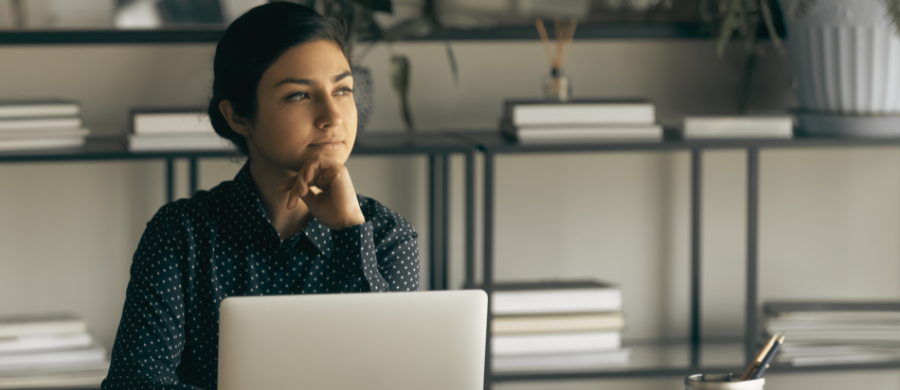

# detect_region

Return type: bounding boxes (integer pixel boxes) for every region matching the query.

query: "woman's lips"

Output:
[309,141,344,150]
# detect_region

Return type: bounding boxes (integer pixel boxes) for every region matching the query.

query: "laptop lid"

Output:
[218,290,488,390]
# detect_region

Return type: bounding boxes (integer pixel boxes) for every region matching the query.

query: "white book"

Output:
[0,314,87,339]
[492,284,622,315]
[128,134,235,152]
[0,333,93,354]
[0,128,89,140]
[508,101,655,126]
[0,117,82,131]
[133,112,214,135]
[0,369,109,390]
[787,351,900,366]
[0,101,80,119]
[493,349,630,371]
[492,331,621,355]
[0,347,106,371]
[682,116,793,139]
[0,137,86,152]
[493,312,624,334]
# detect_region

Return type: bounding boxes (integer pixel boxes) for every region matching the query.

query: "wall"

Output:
[1,39,898,389]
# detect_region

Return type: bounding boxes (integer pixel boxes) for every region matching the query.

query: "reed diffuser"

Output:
[535,18,578,101]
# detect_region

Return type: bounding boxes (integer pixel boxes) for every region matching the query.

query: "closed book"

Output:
[0,314,86,339]
[0,368,109,390]
[492,312,624,335]
[132,110,214,135]
[468,280,621,315]
[0,333,92,354]
[492,331,620,355]
[0,100,80,119]
[128,134,235,152]
[785,351,900,366]
[492,349,630,372]
[505,99,655,126]
[765,301,900,315]
[0,117,82,132]
[0,137,86,152]
[0,346,106,371]
[682,116,793,139]
[502,119,662,144]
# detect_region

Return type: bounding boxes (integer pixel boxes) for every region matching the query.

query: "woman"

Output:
[101,3,420,389]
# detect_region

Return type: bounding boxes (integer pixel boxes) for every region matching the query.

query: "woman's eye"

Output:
[336,87,353,96]
[288,92,309,101]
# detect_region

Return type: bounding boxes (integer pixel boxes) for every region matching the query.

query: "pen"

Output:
[749,334,785,380]
[739,333,779,381]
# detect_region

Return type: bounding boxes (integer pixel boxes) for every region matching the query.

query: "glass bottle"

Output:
[542,67,571,102]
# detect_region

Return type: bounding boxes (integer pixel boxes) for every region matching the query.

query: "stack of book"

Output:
[0,313,109,389]
[680,116,794,139]
[764,301,900,366]
[128,109,235,152]
[488,280,629,372]
[0,100,89,151]
[500,99,662,144]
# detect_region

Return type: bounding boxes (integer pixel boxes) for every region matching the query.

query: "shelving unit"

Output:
[453,130,900,389]
[0,132,476,291]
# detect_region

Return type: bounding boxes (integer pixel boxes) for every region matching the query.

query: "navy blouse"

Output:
[101,163,420,390]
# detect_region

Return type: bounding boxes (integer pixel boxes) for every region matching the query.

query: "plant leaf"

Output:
[382,17,432,41]
[786,0,817,20]
[717,0,742,57]
[352,0,392,13]
[884,0,900,38]
[760,0,785,54]
[390,55,415,131]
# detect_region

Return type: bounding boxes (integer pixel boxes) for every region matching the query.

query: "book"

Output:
[492,312,624,335]
[0,137,86,152]
[492,349,630,372]
[0,117,82,132]
[0,101,80,119]
[128,133,234,152]
[0,333,93,354]
[505,99,655,126]
[0,128,89,139]
[0,314,86,339]
[681,116,793,139]
[473,280,621,315]
[492,331,621,355]
[132,110,214,135]
[502,118,662,144]
[0,368,109,390]
[765,301,900,315]
[0,346,106,371]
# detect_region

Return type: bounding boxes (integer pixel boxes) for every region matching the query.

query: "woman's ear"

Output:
[219,100,250,137]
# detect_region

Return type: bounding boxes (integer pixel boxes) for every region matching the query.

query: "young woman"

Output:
[101,3,420,389]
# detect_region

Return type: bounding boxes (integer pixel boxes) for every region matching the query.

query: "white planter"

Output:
[779,0,900,114]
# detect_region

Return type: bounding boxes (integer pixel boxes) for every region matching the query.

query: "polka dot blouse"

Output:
[101,163,420,390]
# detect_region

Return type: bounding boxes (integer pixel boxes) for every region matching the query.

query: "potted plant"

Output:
[778,0,900,136]
[705,0,900,135]
[290,0,457,132]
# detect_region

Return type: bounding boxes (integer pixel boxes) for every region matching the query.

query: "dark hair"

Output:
[208,2,348,155]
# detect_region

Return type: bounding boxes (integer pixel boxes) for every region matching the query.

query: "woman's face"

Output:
[245,39,357,171]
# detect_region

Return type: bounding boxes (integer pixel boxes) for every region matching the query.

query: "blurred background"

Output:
[0,0,898,389]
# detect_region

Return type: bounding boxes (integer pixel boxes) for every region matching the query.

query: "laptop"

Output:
[218,290,488,390]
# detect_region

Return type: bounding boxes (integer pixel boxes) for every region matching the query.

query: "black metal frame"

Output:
[0,22,713,45]
[0,133,475,292]
[453,131,900,388]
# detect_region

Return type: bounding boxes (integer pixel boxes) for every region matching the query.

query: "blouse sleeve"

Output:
[331,201,420,292]
[102,205,201,390]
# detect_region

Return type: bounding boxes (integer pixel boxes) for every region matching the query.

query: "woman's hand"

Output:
[277,156,366,230]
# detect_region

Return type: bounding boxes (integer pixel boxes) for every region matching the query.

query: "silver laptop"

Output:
[218,290,488,390]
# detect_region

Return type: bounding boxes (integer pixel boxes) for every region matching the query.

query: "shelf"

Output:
[0,22,713,45]
[452,130,900,154]
[491,339,900,382]
[0,132,473,163]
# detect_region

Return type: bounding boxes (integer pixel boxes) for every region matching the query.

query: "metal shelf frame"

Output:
[453,131,900,388]
[0,132,476,292]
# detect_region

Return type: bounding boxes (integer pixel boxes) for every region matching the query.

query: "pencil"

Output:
[739,333,779,381]
[749,334,785,379]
